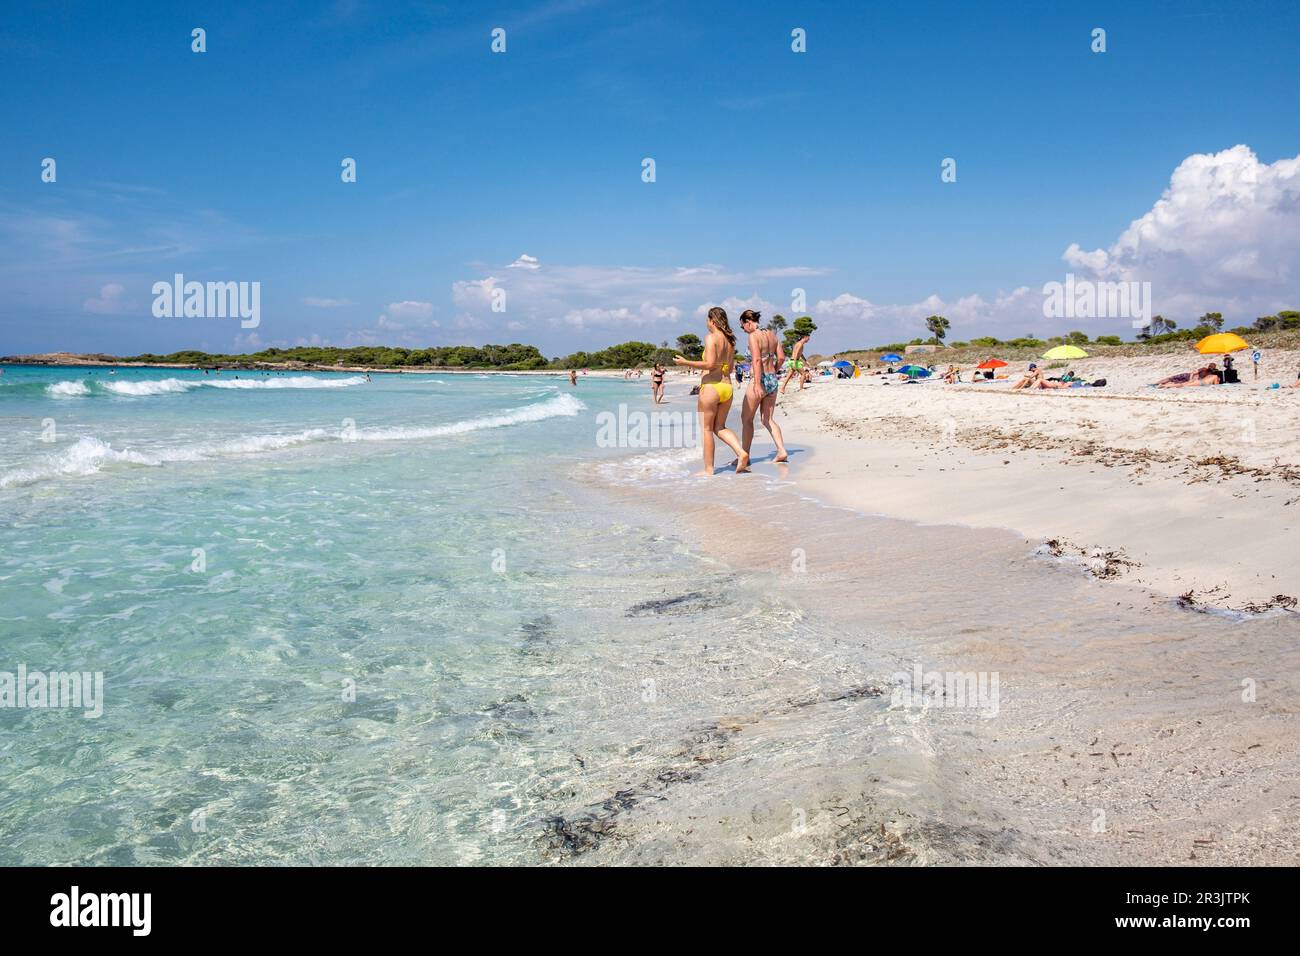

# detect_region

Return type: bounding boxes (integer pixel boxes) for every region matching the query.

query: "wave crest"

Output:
[0,393,586,489]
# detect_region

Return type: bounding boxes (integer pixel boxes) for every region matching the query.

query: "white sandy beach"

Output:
[773,351,1300,611]
[572,356,1300,866]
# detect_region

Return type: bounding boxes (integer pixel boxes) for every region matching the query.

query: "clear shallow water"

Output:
[3,365,909,865]
[1,365,654,863]
[3,365,1295,865]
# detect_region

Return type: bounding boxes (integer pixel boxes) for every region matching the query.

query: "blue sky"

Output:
[2,0,1299,356]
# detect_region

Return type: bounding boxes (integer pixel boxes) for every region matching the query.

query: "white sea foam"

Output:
[356,392,585,441]
[597,447,697,484]
[0,437,160,488]
[204,375,368,390]
[46,381,92,397]
[95,375,368,396]
[0,393,586,488]
[100,378,195,396]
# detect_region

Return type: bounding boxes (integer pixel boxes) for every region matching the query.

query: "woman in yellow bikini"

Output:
[674,307,749,475]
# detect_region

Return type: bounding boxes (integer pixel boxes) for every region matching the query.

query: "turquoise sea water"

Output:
[5,365,907,865]
[4,364,1294,866]
[0,365,665,863]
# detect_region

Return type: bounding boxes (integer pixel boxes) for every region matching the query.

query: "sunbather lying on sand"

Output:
[1156,364,1220,388]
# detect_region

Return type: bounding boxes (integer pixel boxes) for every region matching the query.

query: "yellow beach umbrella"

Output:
[1195,332,1250,355]
[1042,344,1088,360]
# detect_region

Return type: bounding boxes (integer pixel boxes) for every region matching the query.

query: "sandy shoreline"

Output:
[770,351,1300,612]
[570,360,1300,866]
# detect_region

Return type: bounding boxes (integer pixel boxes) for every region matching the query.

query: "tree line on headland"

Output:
[111,310,1299,370]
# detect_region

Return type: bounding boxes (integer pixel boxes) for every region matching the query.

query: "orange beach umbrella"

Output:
[1195,332,1250,355]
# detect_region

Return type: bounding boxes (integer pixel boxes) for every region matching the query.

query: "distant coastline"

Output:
[0,353,634,376]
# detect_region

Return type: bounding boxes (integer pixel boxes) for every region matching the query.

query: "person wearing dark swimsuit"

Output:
[651,363,666,404]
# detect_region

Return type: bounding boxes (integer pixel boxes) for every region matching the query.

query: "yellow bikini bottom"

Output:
[705,380,733,403]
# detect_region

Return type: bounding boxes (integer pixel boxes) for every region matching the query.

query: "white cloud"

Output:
[385,300,433,320]
[813,293,876,323]
[1062,144,1300,318]
[83,282,129,315]
[451,261,826,326]
[451,277,502,310]
[754,266,833,279]
[808,287,1041,344]
[345,299,441,345]
[693,295,776,321]
[559,302,684,330]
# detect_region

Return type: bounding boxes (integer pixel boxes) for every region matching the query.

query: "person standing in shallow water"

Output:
[738,310,789,463]
[674,307,749,475]
[568,369,577,387]
[651,363,666,404]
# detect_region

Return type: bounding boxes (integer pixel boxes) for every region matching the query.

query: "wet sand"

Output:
[548,373,1300,866]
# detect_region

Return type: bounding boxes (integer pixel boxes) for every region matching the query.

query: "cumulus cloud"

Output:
[83,282,129,314]
[453,261,823,321]
[693,295,776,320]
[807,287,1041,344]
[559,303,684,330]
[385,300,433,320]
[448,260,820,349]
[452,276,502,311]
[439,148,1300,352]
[375,300,437,332]
[813,293,877,323]
[1062,145,1300,318]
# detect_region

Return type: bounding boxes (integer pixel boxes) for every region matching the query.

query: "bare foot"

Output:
[735,452,751,474]
[692,469,713,477]
[774,452,788,462]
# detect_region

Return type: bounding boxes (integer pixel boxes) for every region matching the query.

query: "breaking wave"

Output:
[0,393,586,489]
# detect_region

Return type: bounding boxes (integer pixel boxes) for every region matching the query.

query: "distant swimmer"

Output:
[569,369,578,386]
[673,306,748,475]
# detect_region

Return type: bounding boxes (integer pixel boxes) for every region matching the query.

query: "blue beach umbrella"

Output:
[880,353,903,363]
[897,364,931,378]
[832,360,853,368]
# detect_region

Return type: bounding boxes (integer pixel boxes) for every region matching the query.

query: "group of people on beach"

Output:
[671,308,806,476]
